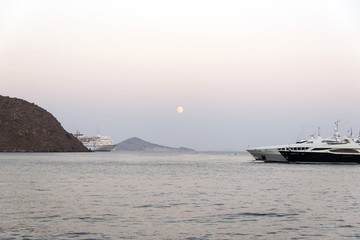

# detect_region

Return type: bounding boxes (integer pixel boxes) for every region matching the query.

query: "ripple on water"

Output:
[56,231,111,240]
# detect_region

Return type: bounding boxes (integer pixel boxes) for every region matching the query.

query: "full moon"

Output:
[177,106,184,113]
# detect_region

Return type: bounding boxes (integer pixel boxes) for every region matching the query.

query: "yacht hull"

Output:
[247,149,287,162]
[280,151,360,164]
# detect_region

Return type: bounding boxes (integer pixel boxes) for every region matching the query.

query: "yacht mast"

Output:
[334,120,340,138]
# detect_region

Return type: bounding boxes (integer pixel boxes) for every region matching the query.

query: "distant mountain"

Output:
[113,137,195,152]
[0,95,88,152]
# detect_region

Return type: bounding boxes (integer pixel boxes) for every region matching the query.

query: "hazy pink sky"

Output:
[1,0,360,150]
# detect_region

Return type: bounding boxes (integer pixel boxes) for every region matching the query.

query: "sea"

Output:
[0,152,359,240]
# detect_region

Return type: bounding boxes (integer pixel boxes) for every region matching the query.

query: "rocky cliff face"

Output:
[0,95,88,152]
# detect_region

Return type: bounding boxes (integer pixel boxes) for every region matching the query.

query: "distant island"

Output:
[113,137,196,152]
[0,95,88,152]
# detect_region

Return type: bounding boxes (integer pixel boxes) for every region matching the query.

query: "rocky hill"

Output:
[113,137,195,152]
[0,95,88,152]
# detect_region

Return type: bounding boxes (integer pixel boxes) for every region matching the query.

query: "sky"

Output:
[1,0,360,151]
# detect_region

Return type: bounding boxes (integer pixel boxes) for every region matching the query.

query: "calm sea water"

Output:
[0,152,359,240]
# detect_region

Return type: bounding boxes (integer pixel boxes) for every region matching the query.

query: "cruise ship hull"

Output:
[94,145,116,152]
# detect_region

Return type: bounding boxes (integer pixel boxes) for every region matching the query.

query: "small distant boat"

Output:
[74,131,115,152]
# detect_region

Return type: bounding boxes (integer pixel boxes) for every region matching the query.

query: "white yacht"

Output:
[246,136,326,162]
[247,121,347,163]
[279,137,360,164]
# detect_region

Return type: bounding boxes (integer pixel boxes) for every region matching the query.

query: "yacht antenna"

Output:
[334,120,340,138]
[96,126,100,137]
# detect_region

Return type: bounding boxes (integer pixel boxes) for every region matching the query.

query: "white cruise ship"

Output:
[74,131,116,152]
